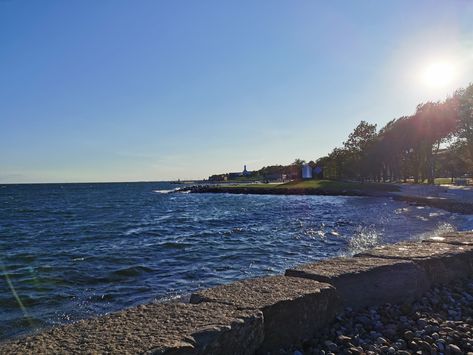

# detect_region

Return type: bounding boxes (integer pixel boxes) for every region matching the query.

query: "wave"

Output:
[111,265,154,277]
[414,222,455,241]
[153,188,180,194]
[345,226,380,256]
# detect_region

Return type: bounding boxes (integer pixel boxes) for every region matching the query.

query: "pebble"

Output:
[404,330,415,340]
[278,277,473,354]
[449,343,462,354]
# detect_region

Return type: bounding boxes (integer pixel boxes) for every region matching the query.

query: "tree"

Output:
[292,158,306,166]
[327,148,350,180]
[436,140,469,182]
[343,121,377,181]
[457,83,473,161]
[414,101,458,183]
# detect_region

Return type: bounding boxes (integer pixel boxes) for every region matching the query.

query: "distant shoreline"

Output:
[181,179,398,198]
[183,185,371,196]
[183,181,473,215]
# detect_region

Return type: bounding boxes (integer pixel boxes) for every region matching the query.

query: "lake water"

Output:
[1,182,472,340]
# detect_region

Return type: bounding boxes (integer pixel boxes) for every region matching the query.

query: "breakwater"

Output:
[391,194,473,215]
[1,231,472,354]
[183,185,369,196]
[187,184,473,215]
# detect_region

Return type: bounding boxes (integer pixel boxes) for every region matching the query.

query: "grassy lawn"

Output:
[403,178,466,185]
[225,183,283,188]
[227,180,399,192]
[277,180,399,192]
[434,178,453,185]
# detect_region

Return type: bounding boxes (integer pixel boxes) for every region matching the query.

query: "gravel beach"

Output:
[281,277,473,355]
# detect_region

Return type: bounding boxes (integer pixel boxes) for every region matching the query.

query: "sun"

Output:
[422,61,455,88]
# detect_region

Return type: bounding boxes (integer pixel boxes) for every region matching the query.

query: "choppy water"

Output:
[1,182,472,341]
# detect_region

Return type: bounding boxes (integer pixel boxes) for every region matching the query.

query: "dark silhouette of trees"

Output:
[457,84,473,161]
[343,121,377,181]
[317,83,473,184]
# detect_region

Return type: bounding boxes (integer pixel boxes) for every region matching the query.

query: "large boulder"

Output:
[190,275,339,352]
[285,256,430,310]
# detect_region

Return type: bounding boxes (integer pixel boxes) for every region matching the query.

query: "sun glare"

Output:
[422,61,455,88]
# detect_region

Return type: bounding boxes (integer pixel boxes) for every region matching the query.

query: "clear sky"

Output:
[1,0,473,183]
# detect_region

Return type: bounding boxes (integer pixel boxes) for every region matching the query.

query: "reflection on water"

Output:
[0,182,472,340]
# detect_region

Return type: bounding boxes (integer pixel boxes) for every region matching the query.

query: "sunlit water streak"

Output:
[1,182,472,340]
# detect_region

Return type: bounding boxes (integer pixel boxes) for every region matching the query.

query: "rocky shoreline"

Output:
[282,277,473,354]
[181,185,369,196]
[183,185,473,215]
[390,194,473,215]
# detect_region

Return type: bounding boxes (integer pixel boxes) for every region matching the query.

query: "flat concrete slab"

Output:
[356,241,473,260]
[285,256,430,309]
[356,242,473,285]
[422,232,473,246]
[0,302,263,355]
[190,275,338,352]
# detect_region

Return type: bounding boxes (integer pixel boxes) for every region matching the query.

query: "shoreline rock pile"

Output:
[283,278,473,354]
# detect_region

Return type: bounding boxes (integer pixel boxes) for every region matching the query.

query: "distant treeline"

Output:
[317,83,473,183]
[209,159,312,182]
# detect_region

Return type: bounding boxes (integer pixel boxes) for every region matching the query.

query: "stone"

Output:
[449,344,462,354]
[375,337,388,346]
[190,275,339,352]
[349,347,362,354]
[0,302,263,355]
[408,340,418,350]
[324,340,338,352]
[285,256,430,309]
[404,330,415,341]
[417,318,428,328]
[356,241,473,285]
[337,335,352,344]
[422,231,473,246]
[417,340,432,352]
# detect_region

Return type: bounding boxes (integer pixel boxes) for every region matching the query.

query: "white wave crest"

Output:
[346,226,381,256]
[413,222,455,241]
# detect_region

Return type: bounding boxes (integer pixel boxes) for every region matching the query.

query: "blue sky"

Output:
[1,0,473,183]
